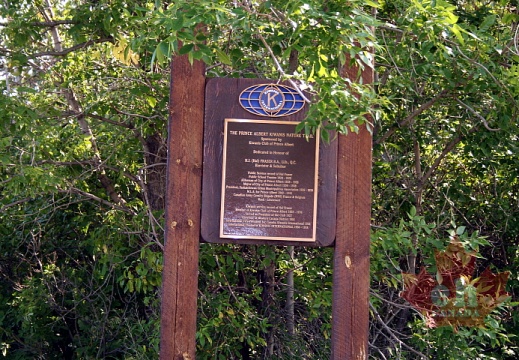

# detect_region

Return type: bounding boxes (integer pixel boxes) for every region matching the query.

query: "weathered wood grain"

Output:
[331,63,373,359]
[160,54,205,360]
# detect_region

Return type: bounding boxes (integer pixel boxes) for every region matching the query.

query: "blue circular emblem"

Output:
[239,84,305,117]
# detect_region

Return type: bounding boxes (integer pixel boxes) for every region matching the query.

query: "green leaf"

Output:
[151,41,170,67]
[295,121,306,134]
[364,0,381,8]
[409,206,417,217]
[308,64,315,81]
[146,96,157,108]
[480,14,497,31]
[359,51,374,69]
[320,128,329,143]
[317,61,328,77]
[451,24,464,44]
[215,48,232,65]
[179,43,194,55]
[456,226,466,235]
[171,15,184,31]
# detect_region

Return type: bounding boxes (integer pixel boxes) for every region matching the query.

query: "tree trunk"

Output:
[286,246,295,336]
[144,133,167,211]
[260,257,276,357]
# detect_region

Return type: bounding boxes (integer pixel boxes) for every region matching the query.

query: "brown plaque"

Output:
[201,77,337,247]
[220,119,319,241]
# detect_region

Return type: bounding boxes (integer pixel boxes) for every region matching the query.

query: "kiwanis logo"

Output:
[259,86,284,113]
[401,237,510,328]
[239,84,305,117]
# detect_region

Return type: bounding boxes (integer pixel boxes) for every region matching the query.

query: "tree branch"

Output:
[240,1,311,102]
[0,19,79,27]
[453,41,518,108]
[370,291,412,310]
[30,38,114,58]
[59,187,135,215]
[0,197,34,213]
[375,89,449,146]
[30,20,78,27]
[86,113,136,129]
[37,9,128,209]
[36,159,141,184]
[369,302,427,358]
[112,108,164,121]
[455,98,500,132]
[421,124,479,187]
[136,171,164,250]
[257,32,312,103]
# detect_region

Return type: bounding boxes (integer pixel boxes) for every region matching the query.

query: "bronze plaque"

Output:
[220,119,319,241]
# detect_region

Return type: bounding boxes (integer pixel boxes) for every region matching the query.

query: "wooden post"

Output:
[160,53,205,360]
[331,64,373,359]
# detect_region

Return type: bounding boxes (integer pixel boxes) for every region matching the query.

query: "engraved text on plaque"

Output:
[220,119,319,241]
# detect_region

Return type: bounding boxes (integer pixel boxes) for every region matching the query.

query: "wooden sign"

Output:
[201,78,337,247]
[161,55,372,360]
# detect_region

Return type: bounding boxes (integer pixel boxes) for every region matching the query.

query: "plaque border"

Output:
[219,118,319,242]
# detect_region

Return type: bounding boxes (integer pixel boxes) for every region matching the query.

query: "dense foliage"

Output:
[0,0,517,359]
